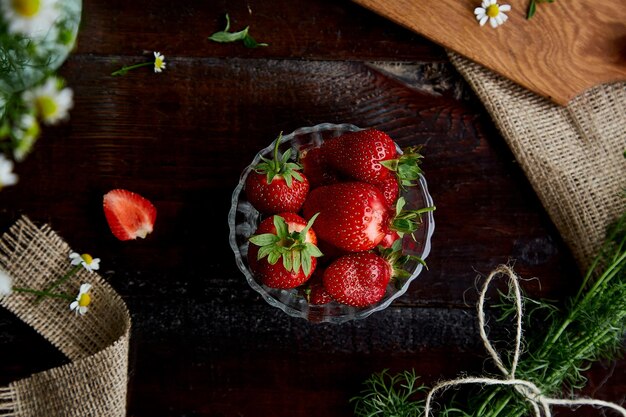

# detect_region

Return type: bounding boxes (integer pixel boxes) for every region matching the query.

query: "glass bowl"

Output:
[228,123,435,324]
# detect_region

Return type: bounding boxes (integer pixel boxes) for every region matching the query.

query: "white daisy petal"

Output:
[476,11,486,20]
[0,154,18,188]
[78,306,88,315]
[480,15,489,26]
[70,300,78,310]
[69,252,82,265]
[79,283,92,293]
[481,0,491,8]
[500,4,511,11]
[0,270,13,296]
[490,17,499,27]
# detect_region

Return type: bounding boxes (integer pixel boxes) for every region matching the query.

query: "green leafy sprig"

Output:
[352,204,626,416]
[208,13,268,48]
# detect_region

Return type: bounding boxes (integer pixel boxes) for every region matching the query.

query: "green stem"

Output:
[111,61,152,76]
[545,250,626,348]
[13,287,73,301]
[35,264,81,303]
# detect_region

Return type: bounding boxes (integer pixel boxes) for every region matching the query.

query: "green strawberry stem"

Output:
[390,197,436,238]
[381,146,425,187]
[249,213,322,276]
[378,240,428,284]
[253,132,304,187]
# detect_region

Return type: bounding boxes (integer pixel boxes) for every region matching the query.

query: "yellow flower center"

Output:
[486,4,500,17]
[78,292,91,307]
[154,56,164,69]
[35,96,58,119]
[81,253,93,264]
[11,0,40,18]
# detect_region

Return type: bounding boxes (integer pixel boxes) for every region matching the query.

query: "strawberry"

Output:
[245,133,310,214]
[302,182,435,253]
[247,212,322,289]
[323,245,426,307]
[306,281,334,305]
[302,268,334,305]
[302,181,390,252]
[299,146,339,188]
[322,129,397,184]
[377,174,400,207]
[322,251,391,307]
[321,129,425,188]
[103,189,157,241]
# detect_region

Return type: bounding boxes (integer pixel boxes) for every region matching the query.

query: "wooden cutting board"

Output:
[352,0,626,106]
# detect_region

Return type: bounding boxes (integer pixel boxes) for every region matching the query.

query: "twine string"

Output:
[423,265,626,417]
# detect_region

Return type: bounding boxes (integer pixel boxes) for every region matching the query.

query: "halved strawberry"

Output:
[248,212,323,289]
[245,133,310,214]
[103,189,157,241]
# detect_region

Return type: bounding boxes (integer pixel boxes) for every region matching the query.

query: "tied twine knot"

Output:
[423,265,626,417]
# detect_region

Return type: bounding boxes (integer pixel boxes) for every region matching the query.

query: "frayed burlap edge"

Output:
[0,216,131,417]
[448,52,626,272]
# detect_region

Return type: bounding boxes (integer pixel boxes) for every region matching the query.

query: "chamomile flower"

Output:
[12,113,40,162]
[0,269,13,296]
[153,51,166,73]
[0,153,18,189]
[474,0,511,28]
[22,77,73,125]
[69,252,100,273]
[0,0,61,39]
[69,283,92,315]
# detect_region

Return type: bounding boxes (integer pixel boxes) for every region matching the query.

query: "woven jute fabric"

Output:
[0,216,131,417]
[448,52,626,272]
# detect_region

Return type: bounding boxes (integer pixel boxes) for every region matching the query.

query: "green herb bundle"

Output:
[352,209,626,417]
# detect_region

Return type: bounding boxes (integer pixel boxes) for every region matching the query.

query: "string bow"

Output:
[423,265,626,417]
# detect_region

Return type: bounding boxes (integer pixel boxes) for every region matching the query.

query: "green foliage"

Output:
[208,13,268,48]
[352,204,626,416]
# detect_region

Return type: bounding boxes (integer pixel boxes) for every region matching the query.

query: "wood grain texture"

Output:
[352,0,626,105]
[0,0,624,415]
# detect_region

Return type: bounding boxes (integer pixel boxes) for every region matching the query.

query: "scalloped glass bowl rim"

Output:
[228,123,435,324]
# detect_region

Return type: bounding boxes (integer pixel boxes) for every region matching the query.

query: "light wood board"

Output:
[353,0,626,105]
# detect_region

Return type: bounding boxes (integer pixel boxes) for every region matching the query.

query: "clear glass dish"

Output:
[228,123,435,324]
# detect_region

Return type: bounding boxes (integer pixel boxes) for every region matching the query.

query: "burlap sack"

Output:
[448,52,626,272]
[0,216,130,417]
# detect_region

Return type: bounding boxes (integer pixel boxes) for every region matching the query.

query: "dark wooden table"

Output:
[1,1,624,416]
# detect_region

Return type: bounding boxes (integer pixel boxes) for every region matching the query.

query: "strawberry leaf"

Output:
[249,233,280,246]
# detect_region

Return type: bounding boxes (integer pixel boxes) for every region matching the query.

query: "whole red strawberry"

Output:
[299,146,339,188]
[323,244,426,307]
[377,175,400,207]
[247,212,322,289]
[322,129,425,189]
[302,269,334,305]
[302,182,435,253]
[302,181,390,252]
[245,133,310,214]
[323,251,392,307]
[322,129,397,184]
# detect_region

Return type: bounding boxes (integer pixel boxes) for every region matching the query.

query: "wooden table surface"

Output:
[0,1,624,416]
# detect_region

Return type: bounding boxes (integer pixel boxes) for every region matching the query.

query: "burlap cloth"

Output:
[448,52,626,272]
[0,216,131,417]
